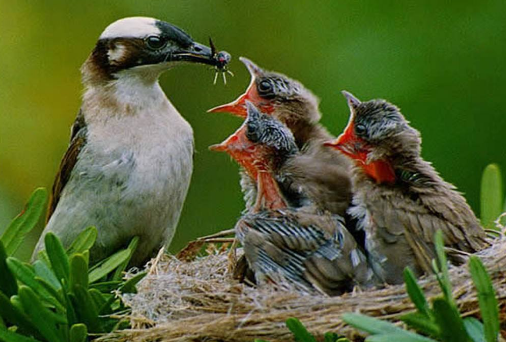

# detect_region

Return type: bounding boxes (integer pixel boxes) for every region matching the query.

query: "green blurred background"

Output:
[1,0,505,260]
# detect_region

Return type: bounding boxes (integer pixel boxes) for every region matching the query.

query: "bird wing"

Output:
[368,197,435,276]
[236,209,371,295]
[46,110,88,222]
[369,190,488,277]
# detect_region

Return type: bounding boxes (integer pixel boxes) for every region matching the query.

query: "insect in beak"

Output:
[209,37,233,85]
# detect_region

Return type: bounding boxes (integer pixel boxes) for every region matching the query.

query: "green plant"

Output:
[254,317,350,342]
[480,163,504,230]
[0,188,146,342]
[343,230,500,342]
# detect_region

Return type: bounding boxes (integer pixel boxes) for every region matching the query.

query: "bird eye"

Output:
[246,123,260,142]
[145,36,167,50]
[257,80,273,94]
[355,124,367,136]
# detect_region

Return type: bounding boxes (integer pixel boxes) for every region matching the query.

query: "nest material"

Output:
[97,238,506,342]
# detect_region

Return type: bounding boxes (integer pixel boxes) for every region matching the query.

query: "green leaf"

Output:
[400,312,439,337]
[45,233,70,285]
[89,280,122,292]
[6,258,45,295]
[112,236,139,281]
[0,241,18,297]
[0,327,43,342]
[119,271,147,294]
[18,286,65,342]
[10,295,23,312]
[342,313,403,335]
[7,258,62,309]
[71,284,102,333]
[62,288,78,328]
[469,256,499,342]
[34,277,66,311]
[432,298,470,342]
[324,332,344,342]
[366,332,437,342]
[88,288,108,312]
[403,267,430,317]
[35,250,51,267]
[69,254,89,291]
[285,318,317,342]
[0,292,40,338]
[463,317,485,342]
[69,323,88,342]
[480,164,503,230]
[0,188,48,256]
[324,332,337,342]
[33,260,61,290]
[88,249,131,283]
[66,227,97,256]
[433,230,452,302]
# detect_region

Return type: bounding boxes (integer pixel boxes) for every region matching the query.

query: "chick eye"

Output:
[257,80,273,94]
[355,124,367,136]
[246,124,260,142]
[145,36,167,50]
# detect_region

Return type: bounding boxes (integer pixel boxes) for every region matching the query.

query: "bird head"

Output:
[208,57,320,125]
[210,102,294,211]
[210,101,298,178]
[325,91,421,184]
[82,17,230,84]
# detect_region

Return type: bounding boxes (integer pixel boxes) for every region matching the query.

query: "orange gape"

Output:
[254,171,288,212]
[209,123,288,212]
[326,121,396,185]
[209,125,259,182]
[208,77,274,117]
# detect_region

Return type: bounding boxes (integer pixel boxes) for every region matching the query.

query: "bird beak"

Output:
[207,57,267,117]
[323,127,351,153]
[324,90,365,157]
[208,134,238,152]
[341,90,361,108]
[209,125,259,180]
[172,41,230,68]
[209,125,248,153]
[325,123,370,164]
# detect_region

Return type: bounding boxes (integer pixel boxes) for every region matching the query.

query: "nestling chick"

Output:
[325,91,490,284]
[32,17,230,266]
[209,58,352,216]
[210,102,374,296]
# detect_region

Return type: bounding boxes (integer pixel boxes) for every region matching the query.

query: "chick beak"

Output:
[209,125,259,180]
[325,90,365,158]
[207,57,266,117]
[209,132,241,152]
[207,93,250,117]
[209,125,251,154]
[324,123,361,158]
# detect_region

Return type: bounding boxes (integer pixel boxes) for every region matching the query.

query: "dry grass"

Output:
[97,237,506,342]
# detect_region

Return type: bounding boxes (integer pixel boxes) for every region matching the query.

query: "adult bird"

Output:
[32,17,230,267]
[208,58,352,216]
[325,91,490,284]
[210,102,374,296]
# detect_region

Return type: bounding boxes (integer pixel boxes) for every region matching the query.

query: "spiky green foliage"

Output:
[343,230,499,342]
[480,164,504,230]
[254,317,350,342]
[0,188,146,342]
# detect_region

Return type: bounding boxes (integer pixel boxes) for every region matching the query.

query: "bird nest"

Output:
[97,235,506,342]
